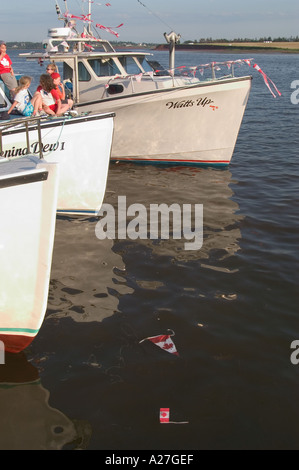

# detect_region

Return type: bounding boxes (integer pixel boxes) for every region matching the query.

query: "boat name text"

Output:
[166,97,214,110]
[0,141,66,159]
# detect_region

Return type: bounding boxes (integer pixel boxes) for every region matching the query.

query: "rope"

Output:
[136,0,175,31]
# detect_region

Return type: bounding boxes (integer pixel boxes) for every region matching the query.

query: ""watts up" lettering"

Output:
[166,97,214,109]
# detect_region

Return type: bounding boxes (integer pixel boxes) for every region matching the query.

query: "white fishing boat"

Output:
[16,1,256,166]
[0,111,114,216]
[0,154,59,353]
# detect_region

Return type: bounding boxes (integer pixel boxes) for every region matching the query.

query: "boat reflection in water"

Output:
[0,353,91,450]
[46,164,242,325]
[102,163,243,265]
[46,224,134,324]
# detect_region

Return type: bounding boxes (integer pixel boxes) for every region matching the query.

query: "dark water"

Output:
[0,50,298,451]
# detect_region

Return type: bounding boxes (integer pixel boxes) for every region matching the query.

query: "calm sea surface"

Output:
[0,49,298,450]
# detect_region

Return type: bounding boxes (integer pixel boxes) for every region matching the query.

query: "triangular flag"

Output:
[140,330,179,356]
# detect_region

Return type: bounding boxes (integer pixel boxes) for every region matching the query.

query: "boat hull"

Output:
[0,157,59,353]
[76,76,251,165]
[1,113,114,215]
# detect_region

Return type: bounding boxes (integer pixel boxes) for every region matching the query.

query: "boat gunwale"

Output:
[74,75,253,108]
[0,112,115,137]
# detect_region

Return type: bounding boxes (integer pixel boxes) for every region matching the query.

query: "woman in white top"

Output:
[8,76,42,116]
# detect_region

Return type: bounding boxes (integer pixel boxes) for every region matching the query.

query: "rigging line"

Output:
[136,0,174,31]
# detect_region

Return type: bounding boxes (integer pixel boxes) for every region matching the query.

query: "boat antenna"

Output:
[87,0,92,36]
[55,0,68,26]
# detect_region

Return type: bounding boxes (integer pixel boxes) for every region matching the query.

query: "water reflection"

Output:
[104,163,243,264]
[0,352,90,450]
[46,221,134,323]
[46,165,243,325]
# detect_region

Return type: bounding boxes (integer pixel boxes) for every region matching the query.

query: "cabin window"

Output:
[118,57,142,75]
[78,62,91,81]
[138,56,154,73]
[63,63,74,81]
[88,58,121,77]
[107,84,124,95]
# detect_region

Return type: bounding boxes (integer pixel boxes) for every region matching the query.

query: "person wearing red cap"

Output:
[0,40,17,96]
[51,72,73,110]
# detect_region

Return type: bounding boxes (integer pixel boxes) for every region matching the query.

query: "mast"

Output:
[88,0,92,35]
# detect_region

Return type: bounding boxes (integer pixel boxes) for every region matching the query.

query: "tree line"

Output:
[184,36,299,44]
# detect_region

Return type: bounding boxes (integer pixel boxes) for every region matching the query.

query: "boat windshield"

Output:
[136,56,154,73]
[118,56,145,75]
[87,58,122,77]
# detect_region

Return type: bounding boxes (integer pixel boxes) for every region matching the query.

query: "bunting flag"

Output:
[253,63,281,98]
[84,43,95,50]
[64,12,93,23]
[149,58,280,98]
[139,330,179,356]
[95,23,124,37]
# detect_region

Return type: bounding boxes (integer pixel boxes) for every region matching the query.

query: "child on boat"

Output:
[51,72,73,110]
[7,75,42,117]
[36,74,70,116]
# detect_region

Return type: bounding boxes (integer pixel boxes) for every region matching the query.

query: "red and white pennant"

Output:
[253,63,282,98]
[139,329,179,356]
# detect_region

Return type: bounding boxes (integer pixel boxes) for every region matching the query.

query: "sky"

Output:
[1,0,299,43]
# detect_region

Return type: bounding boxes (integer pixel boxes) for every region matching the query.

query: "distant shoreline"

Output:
[155,42,299,54]
[6,41,299,54]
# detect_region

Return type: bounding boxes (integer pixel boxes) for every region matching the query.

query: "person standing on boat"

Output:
[7,76,42,117]
[0,40,17,97]
[51,72,73,110]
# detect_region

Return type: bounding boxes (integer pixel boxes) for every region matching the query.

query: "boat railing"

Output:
[0,116,44,159]
[153,59,254,83]
[104,58,252,91]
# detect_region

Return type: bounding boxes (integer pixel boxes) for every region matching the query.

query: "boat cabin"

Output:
[20,27,201,109]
